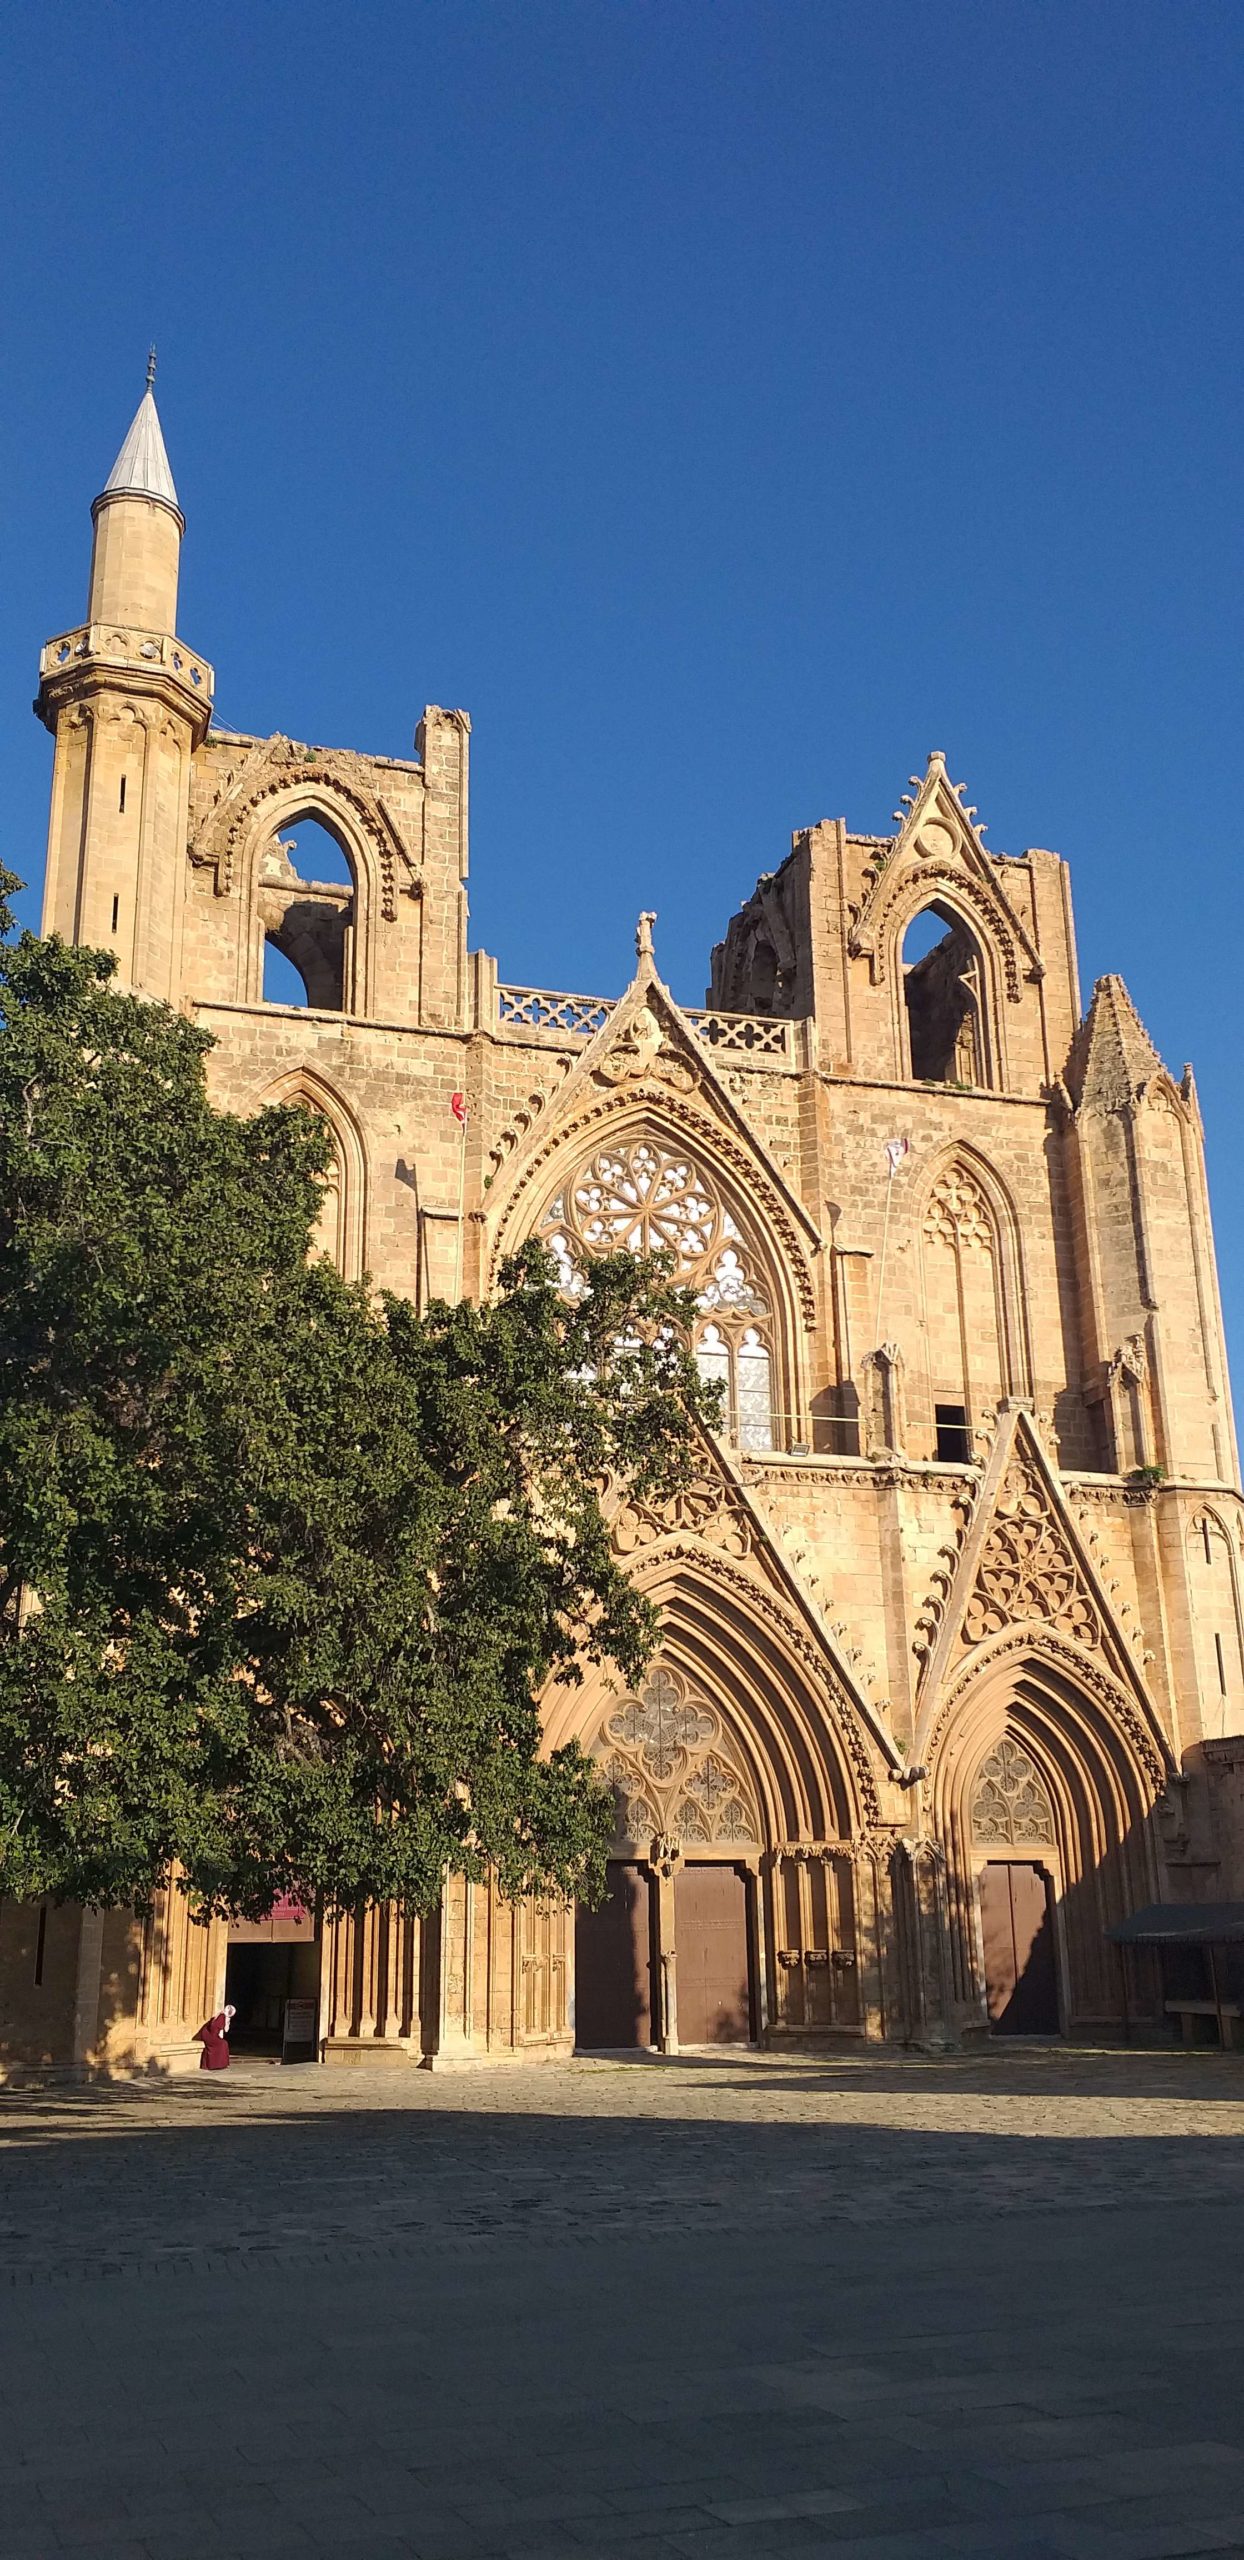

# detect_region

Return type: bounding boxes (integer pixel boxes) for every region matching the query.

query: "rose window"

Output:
[539,1139,775,1449]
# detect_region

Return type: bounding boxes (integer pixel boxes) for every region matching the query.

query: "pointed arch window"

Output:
[257,817,358,1013]
[902,904,991,1088]
[538,1137,777,1450]
[919,1158,1022,1460]
[262,1074,365,1283]
[1188,1512,1244,1735]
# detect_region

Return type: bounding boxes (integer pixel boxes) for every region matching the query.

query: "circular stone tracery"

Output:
[538,1137,775,1446]
[597,1665,760,1849]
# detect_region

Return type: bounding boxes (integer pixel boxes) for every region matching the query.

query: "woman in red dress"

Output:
[194,2002,236,2069]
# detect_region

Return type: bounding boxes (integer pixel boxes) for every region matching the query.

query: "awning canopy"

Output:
[1106,1903,1244,1948]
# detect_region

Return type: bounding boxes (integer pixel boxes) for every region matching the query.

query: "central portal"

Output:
[675,1861,751,2044]
[575,1661,766,2051]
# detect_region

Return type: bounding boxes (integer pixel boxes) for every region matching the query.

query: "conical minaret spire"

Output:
[96,356,181,522]
[87,356,184,628]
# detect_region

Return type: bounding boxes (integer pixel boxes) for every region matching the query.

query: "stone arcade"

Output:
[5,375,1244,2074]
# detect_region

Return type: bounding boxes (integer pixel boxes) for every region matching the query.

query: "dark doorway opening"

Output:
[225,1919,319,2057]
[979,1860,1060,2035]
[675,1862,753,2044]
[574,1863,653,2049]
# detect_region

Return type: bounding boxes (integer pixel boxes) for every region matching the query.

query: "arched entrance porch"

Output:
[545,1555,893,2051]
[929,1640,1167,2040]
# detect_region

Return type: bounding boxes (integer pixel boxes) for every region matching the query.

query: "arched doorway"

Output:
[933,1647,1164,2040]
[564,1596,884,2050]
[574,1665,761,2050]
[970,1739,1060,2034]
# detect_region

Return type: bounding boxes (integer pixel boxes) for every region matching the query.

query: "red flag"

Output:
[450,1091,468,1126]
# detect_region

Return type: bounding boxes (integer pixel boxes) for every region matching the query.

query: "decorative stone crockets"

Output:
[846,751,1042,999]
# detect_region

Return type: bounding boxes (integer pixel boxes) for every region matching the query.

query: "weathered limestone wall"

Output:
[14,425,1244,2072]
[0,1888,225,2082]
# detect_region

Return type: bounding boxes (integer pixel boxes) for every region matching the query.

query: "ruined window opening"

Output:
[262,940,311,1008]
[902,904,988,1087]
[110,895,120,933]
[275,820,354,889]
[118,775,126,814]
[259,818,354,1012]
[33,1903,47,1988]
[748,937,780,1013]
[935,1401,972,1464]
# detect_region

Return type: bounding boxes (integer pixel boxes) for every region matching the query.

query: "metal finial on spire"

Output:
[146,345,157,390]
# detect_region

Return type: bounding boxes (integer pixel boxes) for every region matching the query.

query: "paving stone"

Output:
[0,2052,1241,2560]
[1043,2517,1244,2559]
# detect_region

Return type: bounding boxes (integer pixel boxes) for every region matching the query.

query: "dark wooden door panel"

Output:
[675,1862,751,2045]
[574,1863,652,2048]
[980,1860,1059,2036]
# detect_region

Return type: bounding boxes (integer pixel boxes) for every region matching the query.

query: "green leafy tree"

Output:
[0,878,716,1916]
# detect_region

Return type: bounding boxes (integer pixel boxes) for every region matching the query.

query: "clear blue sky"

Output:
[3,5,1242,1377]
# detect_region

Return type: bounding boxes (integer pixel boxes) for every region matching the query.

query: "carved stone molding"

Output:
[1108,1333,1149,1389]
[597,1666,761,1852]
[637,1538,889,1824]
[970,1737,1055,1846]
[609,1474,755,1561]
[486,1059,576,1182]
[923,1163,996,1253]
[487,1084,819,1324]
[912,1487,977,1662]
[190,736,420,916]
[775,1841,853,1864]
[926,1625,1171,1791]
[849,854,1040,999]
[593,1002,696,1094]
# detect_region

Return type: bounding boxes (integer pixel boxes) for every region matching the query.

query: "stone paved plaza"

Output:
[2,2049,1244,2559]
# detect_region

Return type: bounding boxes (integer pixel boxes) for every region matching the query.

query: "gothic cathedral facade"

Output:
[5,378,1244,2075]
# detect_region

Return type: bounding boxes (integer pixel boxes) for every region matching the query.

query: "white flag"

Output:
[885,1136,910,1173]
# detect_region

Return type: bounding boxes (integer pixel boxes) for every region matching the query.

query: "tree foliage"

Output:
[0,881,715,1915]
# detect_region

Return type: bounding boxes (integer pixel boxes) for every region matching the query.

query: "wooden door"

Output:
[574,1864,653,2048]
[979,1860,1059,2035]
[675,1862,752,2045]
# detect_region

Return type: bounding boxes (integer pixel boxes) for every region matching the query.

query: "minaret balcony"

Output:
[36,622,215,735]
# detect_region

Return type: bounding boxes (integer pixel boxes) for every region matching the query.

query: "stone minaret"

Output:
[35,356,214,999]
